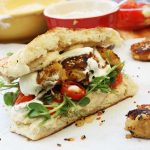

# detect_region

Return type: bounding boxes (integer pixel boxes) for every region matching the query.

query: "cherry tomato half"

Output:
[61,81,86,101]
[111,73,123,89]
[15,93,35,104]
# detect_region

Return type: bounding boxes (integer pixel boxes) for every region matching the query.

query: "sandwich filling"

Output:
[2,46,123,122]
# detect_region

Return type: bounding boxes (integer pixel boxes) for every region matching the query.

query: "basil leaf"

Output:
[4,92,17,106]
[27,103,50,119]
[78,97,90,107]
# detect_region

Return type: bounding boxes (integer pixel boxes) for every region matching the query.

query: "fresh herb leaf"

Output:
[54,95,78,117]
[43,94,53,102]
[27,103,50,119]
[87,64,122,94]
[78,97,90,107]
[4,91,18,106]
[6,52,13,56]
[0,80,18,91]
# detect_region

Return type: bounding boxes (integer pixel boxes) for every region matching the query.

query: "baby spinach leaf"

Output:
[78,97,90,107]
[4,91,18,106]
[27,103,50,119]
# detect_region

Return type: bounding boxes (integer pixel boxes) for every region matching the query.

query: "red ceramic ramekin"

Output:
[44,0,119,29]
[117,1,150,30]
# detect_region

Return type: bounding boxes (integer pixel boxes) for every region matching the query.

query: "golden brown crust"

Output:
[125,104,150,139]
[131,40,150,61]
[98,48,123,71]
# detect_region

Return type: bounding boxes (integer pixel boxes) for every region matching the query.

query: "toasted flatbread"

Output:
[10,75,137,140]
[0,27,137,141]
[0,27,122,80]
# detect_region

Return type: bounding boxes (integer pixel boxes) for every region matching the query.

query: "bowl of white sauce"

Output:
[44,0,119,29]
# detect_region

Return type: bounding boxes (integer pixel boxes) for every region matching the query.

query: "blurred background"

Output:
[0,0,149,43]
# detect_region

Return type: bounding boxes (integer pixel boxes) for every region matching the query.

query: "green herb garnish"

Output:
[78,97,90,107]
[0,79,19,106]
[27,102,50,119]
[0,80,18,91]
[26,64,122,120]
[4,91,18,106]
[6,52,13,56]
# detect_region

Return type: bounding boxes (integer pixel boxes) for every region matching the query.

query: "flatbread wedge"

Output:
[0,27,137,140]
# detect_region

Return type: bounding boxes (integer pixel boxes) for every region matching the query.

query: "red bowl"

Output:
[44,0,119,29]
[117,1,150,30]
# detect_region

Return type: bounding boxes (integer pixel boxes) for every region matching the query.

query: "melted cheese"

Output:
[19,72,42,96]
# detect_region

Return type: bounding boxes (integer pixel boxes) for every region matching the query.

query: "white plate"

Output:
[0,39,150,150]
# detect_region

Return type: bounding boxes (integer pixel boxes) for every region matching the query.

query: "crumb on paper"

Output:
[81,135,86,140]
[126,134,133,139]
[64,138,75,142]
[99,120,105,126]
[96,117,101,120]
[101,120,105,123]
[133,101,136,104]
[57,144,62,147]
[97,110,105,116]
[148,91,150,93]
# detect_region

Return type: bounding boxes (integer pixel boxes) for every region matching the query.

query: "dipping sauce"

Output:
[44,0,119,29]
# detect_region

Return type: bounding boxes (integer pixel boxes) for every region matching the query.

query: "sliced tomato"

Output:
[15,93,35,104]
[61,81,86,101]
[111,73,123,89]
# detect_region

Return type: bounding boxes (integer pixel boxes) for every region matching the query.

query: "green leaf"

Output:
[87,64,122,95]
[0,80,18,91]
[4,92,18,106]
[27,103,50,119]
[78,97,90,107]
[44,95,53,102]
[58,105,69,117]
[56,95,77,117]
[28,102,49,112]
[6,52,13,56]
